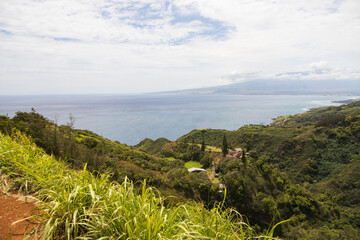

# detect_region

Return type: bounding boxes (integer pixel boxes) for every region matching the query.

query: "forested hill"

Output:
[178,100,360,183]
[174,101,360,238]
[0,111,219,205]
[136,101,360,239]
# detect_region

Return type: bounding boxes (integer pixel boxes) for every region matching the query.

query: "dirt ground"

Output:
[0,192,40,240]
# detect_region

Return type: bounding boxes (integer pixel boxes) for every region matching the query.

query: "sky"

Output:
[0,0,359,95]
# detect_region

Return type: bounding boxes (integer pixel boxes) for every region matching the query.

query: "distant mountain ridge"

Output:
[164,79,360,95]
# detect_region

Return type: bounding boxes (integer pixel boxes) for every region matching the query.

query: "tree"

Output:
[68,113,76,129]
[200,154,212,168]
[201,137,206,152]
[241,148,247,165]
[222,135,228,156]
[52,117,59,156]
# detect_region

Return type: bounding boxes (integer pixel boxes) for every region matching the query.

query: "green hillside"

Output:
[178,101,360,183]
[145,101,360,239]
[1,133,280,239]
[0,111,216,204]
[136,137,171,155]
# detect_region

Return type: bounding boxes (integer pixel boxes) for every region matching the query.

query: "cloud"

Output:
[310,61,333,73]
[0,0,359,94]
[276,61,360,81]
[217,61,360,85]
[0,0,232,45]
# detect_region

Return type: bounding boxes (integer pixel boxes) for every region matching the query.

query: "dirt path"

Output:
[209,154,223,180]
[0,192,40,240]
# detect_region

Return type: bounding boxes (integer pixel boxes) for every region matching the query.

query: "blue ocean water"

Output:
[0,94,356,145]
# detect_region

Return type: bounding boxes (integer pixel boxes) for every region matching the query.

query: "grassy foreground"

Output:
[0,132,281,239]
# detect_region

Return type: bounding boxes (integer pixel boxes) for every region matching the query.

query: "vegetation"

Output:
[1,100,360,239]
[176,101,360,239]
[184,161,203,169]
[0,132,279,239]
[222,135,228,156]
[0,111,217,204]
[178,101,360,183]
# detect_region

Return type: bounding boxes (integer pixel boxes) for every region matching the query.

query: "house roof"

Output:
[188,168,207,173]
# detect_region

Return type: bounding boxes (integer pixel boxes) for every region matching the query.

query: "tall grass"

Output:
[0,132,281,239]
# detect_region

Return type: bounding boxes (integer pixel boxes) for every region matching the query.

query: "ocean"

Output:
[0,94,356,145]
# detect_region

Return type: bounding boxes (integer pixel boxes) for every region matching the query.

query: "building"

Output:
[188,168,207,173]
[218,183,226,193]
[226,148,242,158]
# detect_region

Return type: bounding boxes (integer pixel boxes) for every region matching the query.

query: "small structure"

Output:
[188,168,207,173]
[226,148,242,158]
[218,183,226,193]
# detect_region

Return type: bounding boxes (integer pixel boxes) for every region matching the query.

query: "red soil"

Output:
[0,193,40,240]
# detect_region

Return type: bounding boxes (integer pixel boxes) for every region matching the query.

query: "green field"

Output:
[205,145,222,153]
[185,161,203,169]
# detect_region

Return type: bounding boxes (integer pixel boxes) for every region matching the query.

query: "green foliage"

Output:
[201,137,206,152]
[178,101,360,184]
[200,154,212,169]
[140,140,217,174]
[0,112,215,204]
[178,101,360,238]
[136,137,170,155]
[178,129,228,147]
[241,148,247,165]
[165,167,216,202]
[315,114,346,128]
[0,133,278,239]
[3,100,360,239]
[222,135,229,156]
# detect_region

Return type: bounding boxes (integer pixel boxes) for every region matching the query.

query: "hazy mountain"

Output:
[165,79,360,95]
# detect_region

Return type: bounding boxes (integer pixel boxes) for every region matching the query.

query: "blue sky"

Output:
[0,0,359,95]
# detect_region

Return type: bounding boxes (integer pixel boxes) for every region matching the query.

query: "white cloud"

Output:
[276,61,360,81]
[217,61,360,84]
[0,0,359,94]
[310,61,333,73]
